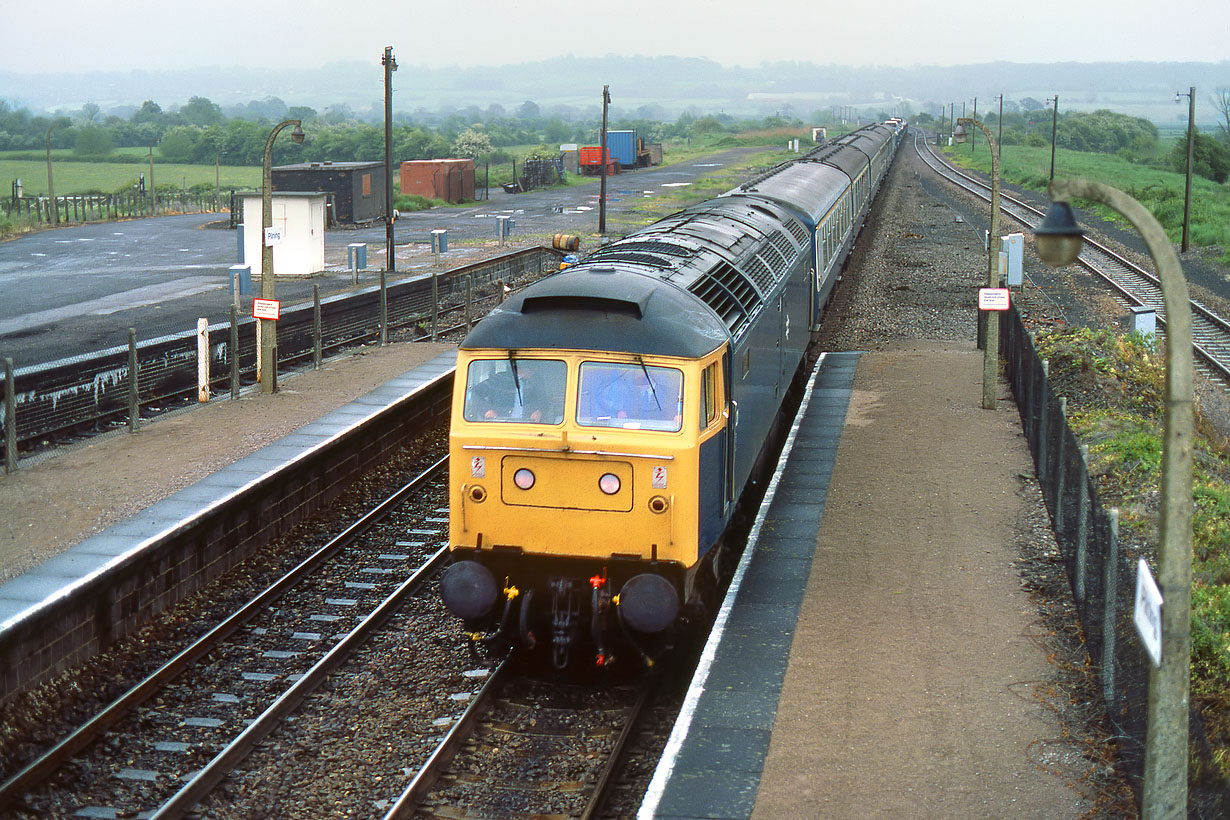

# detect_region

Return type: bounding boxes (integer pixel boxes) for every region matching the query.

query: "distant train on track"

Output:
[440,121,904,668]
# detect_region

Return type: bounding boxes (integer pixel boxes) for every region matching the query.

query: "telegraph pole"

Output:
[1177,86,1195,253]
[383,46,397,272]
[599,85,610,236]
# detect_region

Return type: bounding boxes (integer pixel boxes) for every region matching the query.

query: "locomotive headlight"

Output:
[468,485,487,503]
[513,468,536,490]
[598,473,621,495]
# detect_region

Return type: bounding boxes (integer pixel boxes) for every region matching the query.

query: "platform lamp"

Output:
[1035,182,1193,819]
[259,119,305,394]
[955,117,1000,410]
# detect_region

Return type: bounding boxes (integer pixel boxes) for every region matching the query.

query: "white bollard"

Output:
[197,318,210,403]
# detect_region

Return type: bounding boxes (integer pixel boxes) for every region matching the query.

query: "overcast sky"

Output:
[2,0,1228,73]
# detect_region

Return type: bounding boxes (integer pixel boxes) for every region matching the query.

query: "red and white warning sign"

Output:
[253,298,281,320]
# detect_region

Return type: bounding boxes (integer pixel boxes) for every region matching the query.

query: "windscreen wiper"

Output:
[636,356,662,410]
[508,351,522,404]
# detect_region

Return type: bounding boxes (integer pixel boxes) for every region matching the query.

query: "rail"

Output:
[914,132,1230,387]
[0,459,450,816]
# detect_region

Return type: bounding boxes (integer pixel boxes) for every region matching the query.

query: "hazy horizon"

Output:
[4,0,1228,74]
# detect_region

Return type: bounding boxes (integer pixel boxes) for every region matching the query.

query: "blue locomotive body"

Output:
[439,123,902,667]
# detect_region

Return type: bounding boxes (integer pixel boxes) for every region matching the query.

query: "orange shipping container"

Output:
[400,159,476,204]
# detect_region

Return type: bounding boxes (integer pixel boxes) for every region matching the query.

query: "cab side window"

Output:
[700,362,719,428]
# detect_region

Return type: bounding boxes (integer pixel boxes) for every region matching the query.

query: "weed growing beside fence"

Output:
[1031,325,1230,792]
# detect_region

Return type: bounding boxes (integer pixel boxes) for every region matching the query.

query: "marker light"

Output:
[513,468,535,490]
[598,473,621,495]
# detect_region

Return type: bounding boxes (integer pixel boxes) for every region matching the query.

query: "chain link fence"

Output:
[1000,305,1228,818]
[2,246,560,469]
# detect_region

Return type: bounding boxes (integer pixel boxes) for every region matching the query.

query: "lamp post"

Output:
[955,117,1000,410]
[259,119,305,394]
[1035,181,1194,819]
[1175,87,1195,253]
[1045,95,1059,181]
[44,122,59,225]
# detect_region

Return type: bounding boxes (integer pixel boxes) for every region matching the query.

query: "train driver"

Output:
[464,359,565,424]
[579,363,683,431]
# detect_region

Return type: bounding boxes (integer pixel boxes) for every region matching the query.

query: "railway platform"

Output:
[640,344,1091,819]
[0,339,1092,817]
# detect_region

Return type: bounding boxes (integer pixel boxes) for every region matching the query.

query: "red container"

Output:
[400,159,476,203]
[578,146,610,166]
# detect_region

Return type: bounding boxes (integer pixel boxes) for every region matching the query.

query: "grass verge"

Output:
[1034,326,1230,783]
[941,142,1230,264]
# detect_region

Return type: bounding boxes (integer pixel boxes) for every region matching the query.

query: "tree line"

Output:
[916,101,1230,184]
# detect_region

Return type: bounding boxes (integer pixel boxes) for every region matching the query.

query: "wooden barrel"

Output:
[552,233,580,251]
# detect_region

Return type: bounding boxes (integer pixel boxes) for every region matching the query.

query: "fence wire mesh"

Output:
[1000,306,1228,818]
[1,247,558,462]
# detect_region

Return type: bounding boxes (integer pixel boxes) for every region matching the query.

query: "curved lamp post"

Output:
[258,119,305,394]
[45,123,60,225]
[1035,180,1194,818]
[956,117,1001,409]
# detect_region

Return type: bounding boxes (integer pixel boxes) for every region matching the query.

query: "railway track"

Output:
[381,656,658,820]
[0,456,456,819]
[914,131,1230,387]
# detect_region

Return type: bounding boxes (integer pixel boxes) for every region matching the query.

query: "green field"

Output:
[940,141,1230,260]
[0,153,260,196]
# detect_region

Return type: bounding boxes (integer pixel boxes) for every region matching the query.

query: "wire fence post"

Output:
[1037,360,1049,477]
[127,328,139,432]
[1075,444,1090,604]
[431,269,438,342]
[313,285,322,369]
[4,357,16,474]
[1102,508,1120,710]
[379,269,388,347]
[465,272,473,331]
[1054,397,1067,534]
[230,305,239,400]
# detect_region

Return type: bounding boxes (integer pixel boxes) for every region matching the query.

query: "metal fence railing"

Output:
[3,192,228,225]
[999,305,1228,818]
[1,246,561,469]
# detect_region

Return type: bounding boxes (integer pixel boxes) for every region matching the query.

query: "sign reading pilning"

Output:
[978,288,1011,311]
[264,226,283,246]
[252,299,281,321]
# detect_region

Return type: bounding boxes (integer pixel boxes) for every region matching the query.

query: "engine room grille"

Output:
[585,250,674,269]
[688,263,759,338]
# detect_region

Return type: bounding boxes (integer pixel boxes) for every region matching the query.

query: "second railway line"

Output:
[914,130,1230,388]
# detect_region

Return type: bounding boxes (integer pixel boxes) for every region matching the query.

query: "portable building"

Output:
[240,192,326,278]
[400,159,475,204]
[272,161,385,225]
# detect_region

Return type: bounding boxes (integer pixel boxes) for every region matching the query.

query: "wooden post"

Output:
[230,305,240,400]
[127,329,139,432]
[4,357,16,474]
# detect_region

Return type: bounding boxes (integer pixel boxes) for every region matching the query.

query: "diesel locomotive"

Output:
[440,122,903,667]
